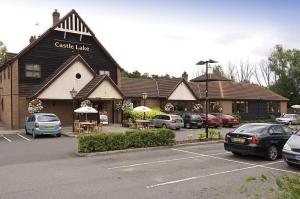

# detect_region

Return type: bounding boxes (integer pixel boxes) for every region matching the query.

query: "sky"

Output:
[1,0,300,79]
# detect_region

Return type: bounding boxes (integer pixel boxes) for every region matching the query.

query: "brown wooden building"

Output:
[0,9,288,129]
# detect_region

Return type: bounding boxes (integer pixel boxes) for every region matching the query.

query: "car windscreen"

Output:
[283,114,295,118]
[37,115,59,122]
[224,115,234,119]
[234,124,268,134]
[171,115,182,120]
[191,115,201,119]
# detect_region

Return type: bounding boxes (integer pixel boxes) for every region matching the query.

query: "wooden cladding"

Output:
[55,12,91,36]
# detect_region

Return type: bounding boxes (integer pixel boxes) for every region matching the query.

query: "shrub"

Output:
[78,128,175,153]
[240,174,300,199]
[126,107,164,121]
[198,128,222,140]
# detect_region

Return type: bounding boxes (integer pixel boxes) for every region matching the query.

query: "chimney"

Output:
[29,35,37,44]
[182,71,188,82]
[52,9,60,25]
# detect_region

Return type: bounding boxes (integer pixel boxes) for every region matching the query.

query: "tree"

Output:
[0,41,7,65]
[253,60,274,87]
[268,45,300,105]
[237,60,253,83]
[212,65,226,77]
[227,62,237,81]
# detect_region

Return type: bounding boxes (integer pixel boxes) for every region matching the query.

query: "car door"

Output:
[25,116,31,133]
[151,115,160,127]
[268,126,287,149]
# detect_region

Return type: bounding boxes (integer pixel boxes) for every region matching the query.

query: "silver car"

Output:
[25,113,62,138]
[283,129,300,166]
[276,114,300,125]
[150,114,184,130]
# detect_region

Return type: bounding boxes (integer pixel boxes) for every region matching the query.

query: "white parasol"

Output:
[133,106,152,113]
[74,106,98,120]
[291,105,300,109]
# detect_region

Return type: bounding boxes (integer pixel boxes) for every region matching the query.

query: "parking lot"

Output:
[0,133,299,199]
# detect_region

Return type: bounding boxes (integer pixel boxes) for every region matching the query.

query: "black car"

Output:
[180,113,203,128]
[282,130,300,166]
[224,123,292,160]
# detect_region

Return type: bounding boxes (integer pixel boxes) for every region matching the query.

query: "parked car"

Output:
[200,113,221,128]
[224,123,292,160]
[25,113,62,138]
[275,114,300,125]
[282,129,300,166]
[211,113,239,127]
[180,113,203,128]
[149,114,184,130]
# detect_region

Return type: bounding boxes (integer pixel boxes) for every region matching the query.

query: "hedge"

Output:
[77,128,175,153]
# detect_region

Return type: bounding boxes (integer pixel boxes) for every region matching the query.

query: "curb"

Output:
[62,132,77,137]
[75,140,224,157]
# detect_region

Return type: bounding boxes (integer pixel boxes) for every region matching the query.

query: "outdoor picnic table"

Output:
[80,122,95,133]
[135,120,150,129]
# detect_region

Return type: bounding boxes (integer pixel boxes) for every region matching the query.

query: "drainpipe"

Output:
[10,64,13,129]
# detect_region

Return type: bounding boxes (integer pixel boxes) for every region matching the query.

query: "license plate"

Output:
[45,125,54,128]
[232,138,245,143]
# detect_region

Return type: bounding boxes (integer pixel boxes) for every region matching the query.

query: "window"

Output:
[25,64,41,78]
[269,126,283,135]
[131,99,141,107]
[99,70,110,76]
[232,101,248,114]
[209,100,221,112]
[75,73,81,79]
[268,101,280,113]
[173,101,186,111]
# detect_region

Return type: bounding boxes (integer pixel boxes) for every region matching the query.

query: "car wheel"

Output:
[25,127,29,135]
[56,133,61,137]
[162,124,167,129]
[186,123,191,129]
[232,152,242,156]
[32,130,37,139]
[267,145,278,161]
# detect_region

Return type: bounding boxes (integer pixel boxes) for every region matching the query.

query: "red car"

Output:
[200,113,221,128]
[211,113,239,127]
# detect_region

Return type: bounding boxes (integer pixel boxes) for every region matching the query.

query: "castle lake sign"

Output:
[54,41,90,52]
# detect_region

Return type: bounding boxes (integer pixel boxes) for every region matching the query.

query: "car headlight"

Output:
[283,143,291,151]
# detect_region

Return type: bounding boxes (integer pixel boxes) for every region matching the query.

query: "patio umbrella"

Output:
[291,105,300,109]
[133,106,152,120]
[74,106,98,120]
[133,106,152,112]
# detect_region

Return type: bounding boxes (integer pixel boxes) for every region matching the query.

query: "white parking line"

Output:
[147,165,259,188]
[17,133,31,141]
[108,155,205,170]
[147,160,299,189]
[108,151,231,170]
[172,148,255,166]
[1,135,12,142]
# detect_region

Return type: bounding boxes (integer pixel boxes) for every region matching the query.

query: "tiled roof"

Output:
[75,75,105,99]
[190,74,230,82]
[156,78,182,98]
[120,78,159,98]
[188,81,288,101]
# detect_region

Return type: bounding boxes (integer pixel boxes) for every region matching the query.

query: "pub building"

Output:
[0,9,288,129]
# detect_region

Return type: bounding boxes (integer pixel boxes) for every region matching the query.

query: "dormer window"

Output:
[25,64,41,78]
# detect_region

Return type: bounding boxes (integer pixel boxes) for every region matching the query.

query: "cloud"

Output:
[216,32,250,45]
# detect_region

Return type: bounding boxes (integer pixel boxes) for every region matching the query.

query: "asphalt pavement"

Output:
[0,133,299,199]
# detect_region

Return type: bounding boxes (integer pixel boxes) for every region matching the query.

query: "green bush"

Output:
[78,128,175,153]
[240,174,300,199]
[126,107,164,121]
[198,128,222,140]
